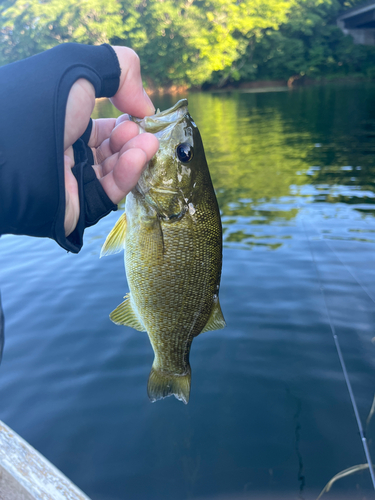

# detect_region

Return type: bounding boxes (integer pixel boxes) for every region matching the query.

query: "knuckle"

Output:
[123,47,140,69]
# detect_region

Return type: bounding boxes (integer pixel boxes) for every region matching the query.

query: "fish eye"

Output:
[176,142,193,163]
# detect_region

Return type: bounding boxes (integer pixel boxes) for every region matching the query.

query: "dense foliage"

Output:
[1,0,375,88]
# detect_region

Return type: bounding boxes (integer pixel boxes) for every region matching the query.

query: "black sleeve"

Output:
[0,43,121,253]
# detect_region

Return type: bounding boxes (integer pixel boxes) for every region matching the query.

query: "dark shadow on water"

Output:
[286,386,306,499]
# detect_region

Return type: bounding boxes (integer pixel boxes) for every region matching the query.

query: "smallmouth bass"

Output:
[101,99,225,404]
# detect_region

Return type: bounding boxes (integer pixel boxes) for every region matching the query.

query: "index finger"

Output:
[110,47,155,118]
[88,118,116,149]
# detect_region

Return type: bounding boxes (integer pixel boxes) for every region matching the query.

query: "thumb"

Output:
[110,46,155,118]
[64,78,95,150]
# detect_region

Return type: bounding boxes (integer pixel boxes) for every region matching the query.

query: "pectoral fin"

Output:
[100,212,127,257]
[110,293,146,332]
[199,298,226,334]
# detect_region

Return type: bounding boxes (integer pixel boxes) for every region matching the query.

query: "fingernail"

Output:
[143,89,155,115]
[115,114,129,127]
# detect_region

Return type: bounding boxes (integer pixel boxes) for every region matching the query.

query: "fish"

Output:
[101,99,226,404]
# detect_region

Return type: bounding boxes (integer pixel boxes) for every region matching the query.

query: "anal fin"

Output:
[110,293,146,332]
[199,297,226,334]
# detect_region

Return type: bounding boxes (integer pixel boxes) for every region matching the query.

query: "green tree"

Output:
[0,0,295,85]
[1,0,374,86]
[118,0,294,87]
[232,0,375,83]
[0,0,125,64]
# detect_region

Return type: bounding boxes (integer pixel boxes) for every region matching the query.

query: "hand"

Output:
[63,46,159,237]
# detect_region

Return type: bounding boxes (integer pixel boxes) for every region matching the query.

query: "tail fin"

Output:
[147,366,191,404]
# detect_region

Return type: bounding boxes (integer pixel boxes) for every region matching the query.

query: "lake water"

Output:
[1,84,375,500]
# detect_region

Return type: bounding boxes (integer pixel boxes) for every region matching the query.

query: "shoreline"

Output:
[145,75,374,95]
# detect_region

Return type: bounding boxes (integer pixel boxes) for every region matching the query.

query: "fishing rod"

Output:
[300,215,375,490]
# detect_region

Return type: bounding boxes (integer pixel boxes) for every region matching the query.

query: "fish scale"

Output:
[126,196,220,370]
[101,99,225,404]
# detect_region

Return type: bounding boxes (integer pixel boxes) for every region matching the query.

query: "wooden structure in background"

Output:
[337,0,375,45]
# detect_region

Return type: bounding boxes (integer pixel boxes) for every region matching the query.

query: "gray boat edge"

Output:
[0,419,92,500]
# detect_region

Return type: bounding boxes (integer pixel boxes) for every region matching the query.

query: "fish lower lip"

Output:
[151,187,179,195]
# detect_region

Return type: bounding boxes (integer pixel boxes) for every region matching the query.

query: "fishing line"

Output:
[299,214,375,490]
[322,236,375,307]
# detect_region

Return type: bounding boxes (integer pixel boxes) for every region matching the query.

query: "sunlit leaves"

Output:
[0,0,124,63]
[1,0,374,85]
[0,0,294,85]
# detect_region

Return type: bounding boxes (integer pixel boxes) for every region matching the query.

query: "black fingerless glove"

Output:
[0,43,121,253]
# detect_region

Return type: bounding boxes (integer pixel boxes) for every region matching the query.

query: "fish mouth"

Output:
[130,99,189,136]
[154,99,188,118]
